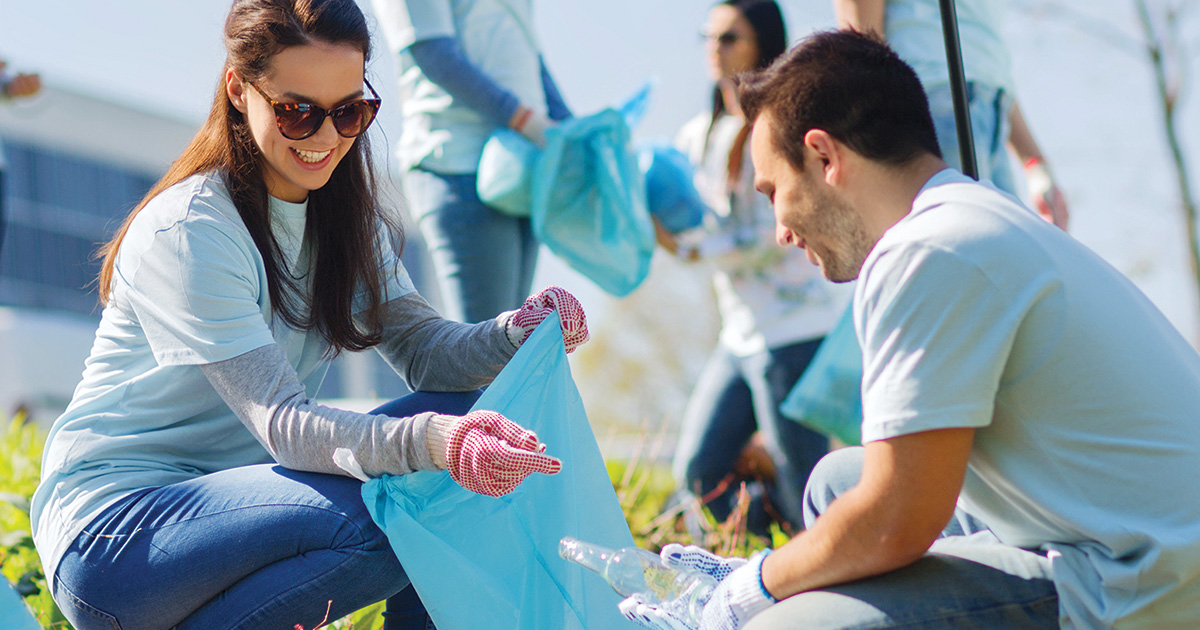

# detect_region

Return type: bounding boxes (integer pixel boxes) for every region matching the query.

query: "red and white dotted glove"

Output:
[507,286,589,353]
[432,410,562,497]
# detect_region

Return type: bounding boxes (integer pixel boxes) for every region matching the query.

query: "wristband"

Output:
[511,106,533,132]
[1023,156,1044,171]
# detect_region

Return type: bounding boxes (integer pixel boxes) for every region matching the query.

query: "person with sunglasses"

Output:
[28,1,588,629]
[662,0,850,536]
[371,0,572,325]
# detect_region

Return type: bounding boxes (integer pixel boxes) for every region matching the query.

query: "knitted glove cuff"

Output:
[721,551,776,623]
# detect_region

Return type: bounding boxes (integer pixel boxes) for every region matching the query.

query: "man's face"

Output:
[751,113,874,283]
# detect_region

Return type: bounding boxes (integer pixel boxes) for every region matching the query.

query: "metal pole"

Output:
[938,0,978,178]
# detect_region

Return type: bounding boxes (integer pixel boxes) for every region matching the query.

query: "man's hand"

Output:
[427,410,561,497]
[618,547,773,630]
[660,544,748,581]
[507,286,589,352]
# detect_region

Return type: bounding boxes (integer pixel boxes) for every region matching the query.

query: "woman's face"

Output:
[704,5,760,82]
[227,42,366,203]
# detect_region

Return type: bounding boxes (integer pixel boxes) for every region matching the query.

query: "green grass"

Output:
[0,412,71,628]
[2,416,783,630]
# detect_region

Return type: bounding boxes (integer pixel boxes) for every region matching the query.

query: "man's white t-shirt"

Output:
[857,169,1200,628]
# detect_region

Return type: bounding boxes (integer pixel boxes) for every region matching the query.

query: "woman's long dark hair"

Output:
[98,0,396,355]
[704,0,788,187]
[708,0,788,124]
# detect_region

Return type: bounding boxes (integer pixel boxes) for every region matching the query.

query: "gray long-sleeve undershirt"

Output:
[200,291,518,478]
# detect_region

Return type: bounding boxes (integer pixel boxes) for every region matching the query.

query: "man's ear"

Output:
[803,129,843,186]
[226,68,248,114]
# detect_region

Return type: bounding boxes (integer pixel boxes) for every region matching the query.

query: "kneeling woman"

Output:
[30,1,587,629]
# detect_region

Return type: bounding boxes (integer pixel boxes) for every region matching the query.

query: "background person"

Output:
[664,0,849,534]
[29,2,587,629]
[836,0,1069,229]
[621,29,1200,630]
[371,0,572,323]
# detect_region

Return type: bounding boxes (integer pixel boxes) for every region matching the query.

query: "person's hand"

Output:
[618,546,769,630]
[660,544,748,581]
[427,410,561,497]
[509,104,553,148]
[507,286,589,352]
[693,551,775,630]
[0,69,42,100]
[1023,158,1069,231]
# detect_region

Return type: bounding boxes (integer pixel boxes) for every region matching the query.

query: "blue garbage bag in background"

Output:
[362,314,636,630]
[532,108,656,297]
[779,305,863,445]
[637,143,705,234]
[477,128,539,218]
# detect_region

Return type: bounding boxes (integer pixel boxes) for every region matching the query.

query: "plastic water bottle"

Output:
[558,536,716,623]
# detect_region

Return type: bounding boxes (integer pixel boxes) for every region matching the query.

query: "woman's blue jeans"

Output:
[671,339,830,531]
[742,447,1059,629]
[51,391,480,630]
[404,168,539,324]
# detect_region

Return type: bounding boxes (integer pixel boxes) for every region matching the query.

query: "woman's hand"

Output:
[428,410,562,497]
[508,286,589,352]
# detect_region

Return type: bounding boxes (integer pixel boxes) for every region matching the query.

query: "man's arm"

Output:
[834,0,886,35]
[761,427,975,598]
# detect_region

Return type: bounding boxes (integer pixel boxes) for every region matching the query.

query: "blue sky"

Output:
[2,0,1199,339]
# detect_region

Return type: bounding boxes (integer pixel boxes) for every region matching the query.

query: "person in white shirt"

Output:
[620,29,1200,630]
[665,0,849,534]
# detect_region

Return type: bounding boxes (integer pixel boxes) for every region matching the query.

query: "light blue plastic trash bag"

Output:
[779,305,864,445]
[532,108,656,297]
[1,578,40,630]
[638,143,705,234]
[361,314,636,630]
[476,81,653,223]
[477,128,538,218]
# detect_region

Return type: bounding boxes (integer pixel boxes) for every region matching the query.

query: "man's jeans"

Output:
[743,447,1060,629]
[404,168,539,324]
[927,82,1017,196]
[52,391,479,630]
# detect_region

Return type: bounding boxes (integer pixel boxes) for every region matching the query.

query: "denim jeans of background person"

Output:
[373,0,572,323]
[836,0,1069,228]
[667,1,851,535]
[673,340,829,533]
[51,392,479,630]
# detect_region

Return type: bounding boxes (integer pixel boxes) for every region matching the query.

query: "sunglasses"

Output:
[700,30,746,46]
[247,79,381,141]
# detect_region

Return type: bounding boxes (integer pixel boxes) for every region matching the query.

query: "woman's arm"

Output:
[201,343,443,477]
[366,291,518,392]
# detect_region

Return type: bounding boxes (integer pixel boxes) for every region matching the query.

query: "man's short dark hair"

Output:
[738,29,942,171]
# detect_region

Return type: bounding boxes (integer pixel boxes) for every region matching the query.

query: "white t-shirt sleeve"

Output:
[117,209,275,367]
[371,0,456,52]
[857,241,1022,442]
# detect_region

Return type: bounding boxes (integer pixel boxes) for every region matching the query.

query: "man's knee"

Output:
[802,447,864,528]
